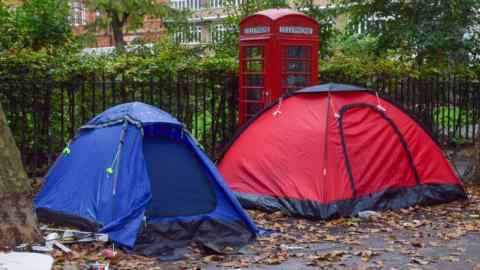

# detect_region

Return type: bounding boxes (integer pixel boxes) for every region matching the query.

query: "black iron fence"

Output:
[0,71,478,176]
[0,72,238,176]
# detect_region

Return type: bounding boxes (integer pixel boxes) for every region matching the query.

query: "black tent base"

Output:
[36,208,102,232]
[36,207,255,260]
[235,183,468,220]
[134,219,255,259]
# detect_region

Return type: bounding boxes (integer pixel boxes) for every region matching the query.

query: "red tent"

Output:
[218,83,467,219]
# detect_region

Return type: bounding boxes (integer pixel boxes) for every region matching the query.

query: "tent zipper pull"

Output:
[375,92,387,112]
[377,104,387,112]
[272,97,283,117]
[62,141,72,156]
[62,146,71,156]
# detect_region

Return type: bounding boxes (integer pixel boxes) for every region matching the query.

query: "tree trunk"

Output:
[474,137,480,184]
[0,103,40,248]
[111,12,126,51]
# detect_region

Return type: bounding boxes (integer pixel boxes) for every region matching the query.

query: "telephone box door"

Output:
[281,44,315,94]
[240,44,271,122]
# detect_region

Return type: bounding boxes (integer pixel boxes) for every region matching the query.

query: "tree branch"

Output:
[120,11,129,26]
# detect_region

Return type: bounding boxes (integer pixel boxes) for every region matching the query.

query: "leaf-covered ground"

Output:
[54,185,480,270]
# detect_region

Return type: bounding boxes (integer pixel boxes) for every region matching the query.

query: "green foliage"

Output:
[0,39,237,80]
[434,106,475,127]
[0,0,73,52]
[0,2,17,51]
[433,105,476,144]
[319,33,480,82]
[196,51,237,72]
[333,0,480,66]
[17,0,72,51]
[319,33,417,82]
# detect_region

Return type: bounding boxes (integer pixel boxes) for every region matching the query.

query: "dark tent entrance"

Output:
[143,135,217,218]
[219,83,467,219]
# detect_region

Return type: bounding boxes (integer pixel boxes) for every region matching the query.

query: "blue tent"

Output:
[35,102,257,257]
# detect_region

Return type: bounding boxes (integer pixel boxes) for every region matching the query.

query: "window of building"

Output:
[351,15,393,34]
[173,25,203,44]
[232,0,244,6]
[210,24,226,43]
[170,0,242,9]
[69,1,87,26]
[170,0,201,10]
[210,0,243,7]
[209,0,223,8]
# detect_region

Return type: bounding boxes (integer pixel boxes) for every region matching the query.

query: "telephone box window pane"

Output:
[247,102,263,114]
[246,61,263,72]
[246,74,263,86]
[246,47,263,59]
[285,75,307,86]
[246,89,262,100]
[286,61,307,72]
[287,46,311,58]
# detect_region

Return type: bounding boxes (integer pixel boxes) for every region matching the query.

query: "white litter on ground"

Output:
[0,252,53,270]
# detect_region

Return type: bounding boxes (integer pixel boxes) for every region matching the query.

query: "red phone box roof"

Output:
[240,8,319,40]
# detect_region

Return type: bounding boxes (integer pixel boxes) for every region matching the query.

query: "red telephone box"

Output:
[238,8,319,124]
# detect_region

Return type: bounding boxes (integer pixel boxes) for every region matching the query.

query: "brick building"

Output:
[70,1,166,47]
[69,0,331,47]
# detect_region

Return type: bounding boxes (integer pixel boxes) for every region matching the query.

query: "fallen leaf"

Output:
[411,241,424,248]
[324,234,339,241]
[308,250,347,264]
[354,250,379,262]
[202,255,224,263]
[412,257,430,265]
[441,256,460,262]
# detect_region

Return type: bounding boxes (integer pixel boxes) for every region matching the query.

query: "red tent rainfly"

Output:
[218,83,467,219]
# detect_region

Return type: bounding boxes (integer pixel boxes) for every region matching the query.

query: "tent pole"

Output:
[112,121,129,196]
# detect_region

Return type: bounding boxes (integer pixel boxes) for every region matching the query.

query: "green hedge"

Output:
[1,40,478,81]
[0,41,238,80]
[318,35,480,83]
